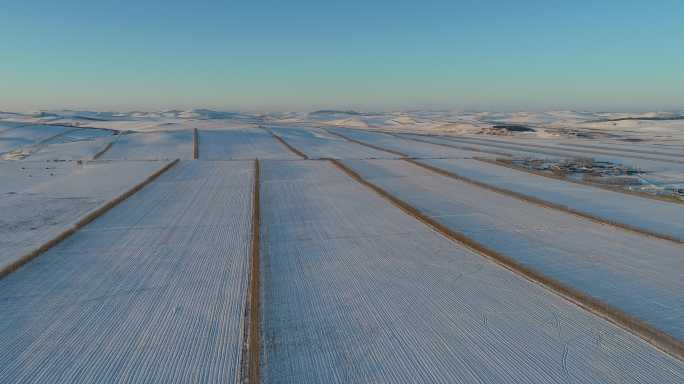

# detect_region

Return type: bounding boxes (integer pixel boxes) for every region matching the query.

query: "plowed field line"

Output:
[438,135,684,164]
[326,129,684,242]
[323,128,408,157]
[241,159,261,384]
[0,159,180,279]
[405,158,683,245]
[329,158,684,362]
[193,128,199,159]
[477,157,684,205]
[258,126,308,159]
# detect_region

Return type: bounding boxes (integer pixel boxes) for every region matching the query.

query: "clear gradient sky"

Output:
[1,0,683,111]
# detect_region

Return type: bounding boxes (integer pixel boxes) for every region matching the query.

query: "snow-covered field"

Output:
[260,160,684,383]
[0,161,252,383]
[198,128,299,160]
[0,160,171,274]
[99,130,193,160]
[268,126,397,159]
[341,158,684,339]
[1,109,683,383]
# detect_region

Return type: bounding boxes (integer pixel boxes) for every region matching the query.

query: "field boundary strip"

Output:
[404,158,683,244]
[325,128,683,240]
[193,128,199,159]
[258,126,308,159]
[383,131,513,157]
[92,142,113,160]
[555,142,682,159]
[477,157,684,205]
[0,159,180,280]
[437,135,684,165]
[323,128,408,157]
[329,158,684,362]
[92,131,126,160]
[241,159,262,384]
[450,135,684,162]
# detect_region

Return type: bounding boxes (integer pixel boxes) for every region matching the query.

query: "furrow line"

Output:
[241,159,261,384]
[323,128,408,157]
[329,158,684,362]
[0,159,180,279]
[324,130,683,240]
[386,132,513,157]
[555,142,682,159]
[258,126,308,159]
[477,157,684,205]
[441,135,684,164]
[92,142,114,160]
[193,128,199,159]
[405,158,683,244]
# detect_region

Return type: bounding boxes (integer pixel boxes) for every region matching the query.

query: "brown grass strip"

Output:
[92,142,113,160]
[259,126,308,159]
[193,128,199,159]
[330,158,684,362]
[323,128,408,157]
[478,157,684,205]
[405,158,683,245]
[0,159,180,280]
[242,159,262,383]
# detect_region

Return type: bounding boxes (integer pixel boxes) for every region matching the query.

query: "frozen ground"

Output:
[418,158,684,241]
[1,109,683,383]
[268,126,398,159]
[260,160,684,383]
[0,160,171,274]
[341,159,684,339]
[99,130,193,160]
[198,128,299,160]
[0,161,253,383]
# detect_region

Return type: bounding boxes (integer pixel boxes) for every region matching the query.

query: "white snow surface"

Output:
[198,128,299,160]
[341,159,684,340]
[260,160,684,383]
[268,126,398,159]
[326,127,500,159]
[0,161,253,383]
[100,130,193,160]
[419,157,684,241]
[2,109,684,381]
[0,160,170,273]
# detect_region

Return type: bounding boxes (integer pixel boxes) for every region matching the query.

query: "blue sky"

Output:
[1,0,683,111]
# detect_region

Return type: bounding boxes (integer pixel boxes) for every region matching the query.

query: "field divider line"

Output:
[438,135,684,165]
[258,126,308,159]
[329,158,684,362]
[193,128,199,159]
[2,128,83,159]
[93,131,126,160]
[0,159,180,280]
[554,142,682,159]
[405,158,683,245]
[322,128,408,157]
[476,157,684,205]
[384,131,513,158]
[324,128,683,238]
[92,142,113,160]
[457,135,684,163]
[241,159,262,384]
